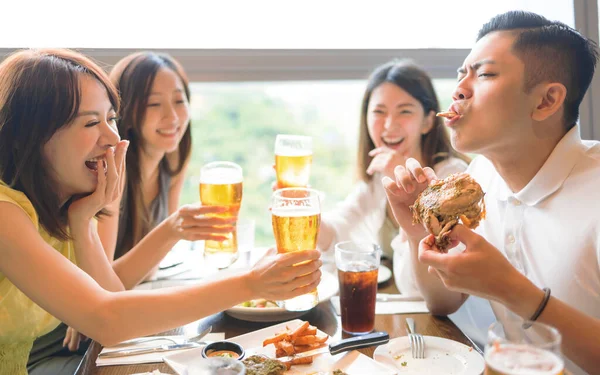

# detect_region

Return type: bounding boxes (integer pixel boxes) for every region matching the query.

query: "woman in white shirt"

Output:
[317,60,469,294]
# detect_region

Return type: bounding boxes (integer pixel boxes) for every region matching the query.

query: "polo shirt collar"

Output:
[488,125,586,206]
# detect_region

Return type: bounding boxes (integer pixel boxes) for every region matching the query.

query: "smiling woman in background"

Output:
[102,52,234,285]
[317,60,469,294]
[0,48,321,375]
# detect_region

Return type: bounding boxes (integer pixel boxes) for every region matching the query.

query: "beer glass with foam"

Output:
[271,188,321,311]
[274,135,312,188]
[484,320,564,375]
[199,161,243,269]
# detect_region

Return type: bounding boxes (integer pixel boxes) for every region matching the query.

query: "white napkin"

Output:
[131,371,172,375]
[96,333,225,367]
[330,296,429,315]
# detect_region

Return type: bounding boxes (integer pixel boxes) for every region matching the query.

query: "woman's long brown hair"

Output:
[0,49,119,240]
[357,60,469,182]
[109,52,192,254]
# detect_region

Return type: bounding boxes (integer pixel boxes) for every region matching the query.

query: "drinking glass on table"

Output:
[271,188,321,311]
[484,320,564,375]
[274,134,312,188]
[199,161,243,269]
[334,241,381,335]
[198,357,246,375]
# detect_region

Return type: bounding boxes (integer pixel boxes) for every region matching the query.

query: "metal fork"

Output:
[405,318,425,359]
[110,325,212,348]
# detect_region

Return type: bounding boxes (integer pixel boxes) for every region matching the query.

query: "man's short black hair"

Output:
[478,10,599,129]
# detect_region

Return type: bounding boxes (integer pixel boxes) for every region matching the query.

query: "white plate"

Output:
[378,265,392,284]
[164,319,395,375]
[373,335,485,374]
[224,270,339,322]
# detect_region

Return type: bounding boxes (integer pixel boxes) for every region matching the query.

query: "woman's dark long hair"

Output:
[109,52,192,252]
[0,49,119,240]
[357,59,469,182]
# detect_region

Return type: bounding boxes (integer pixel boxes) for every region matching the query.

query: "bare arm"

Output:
[0,202,320,347]
[502,275,600,372]
[508,276,600,374]
[70,219,124,292]
[111,161,234,289]
[420,225,600,373]
[68,142,125,292]
[97,151,126,261]
[97,198,121,261]
[111,218,180,289]
[121,158,187,282]
[111,204,235,289]
[407,236,467,315]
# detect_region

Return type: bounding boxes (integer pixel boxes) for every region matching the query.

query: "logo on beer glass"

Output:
[334,241,381,335]
[484,320,564,375]
[199,161,243,269]
[274,134,312,188]
[271,188,320,311]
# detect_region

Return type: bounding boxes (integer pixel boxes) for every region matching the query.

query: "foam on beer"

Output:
[200,168,243,184]
[271,206,320,217]
[485,344,564,375]
[274,146,313,157]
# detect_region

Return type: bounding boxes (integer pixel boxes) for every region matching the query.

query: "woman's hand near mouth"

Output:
[366,146,409,179]
[68,140,129,225]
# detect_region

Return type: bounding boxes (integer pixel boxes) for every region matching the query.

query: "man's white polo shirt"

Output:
[460,126,600,374]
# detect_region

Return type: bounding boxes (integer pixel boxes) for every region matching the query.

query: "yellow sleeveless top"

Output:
[0,182,77,375]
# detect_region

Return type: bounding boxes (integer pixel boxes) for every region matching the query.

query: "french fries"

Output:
[262,320,329,370]
[262,332,290,346]
[436,111,459,119]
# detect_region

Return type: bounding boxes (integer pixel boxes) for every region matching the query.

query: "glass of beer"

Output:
[334,241,381,335]
[199,161,243,269]
[484,320,564,375]
[274,134,312,188]
[271,188,321,311]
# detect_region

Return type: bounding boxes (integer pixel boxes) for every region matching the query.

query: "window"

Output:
[182,79,458,246]
[0,1,574,49]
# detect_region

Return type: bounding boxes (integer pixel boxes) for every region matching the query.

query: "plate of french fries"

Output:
[238,320,395,374]
[261,320,329,368]
[224,270,339,322]
[164,319,395,375]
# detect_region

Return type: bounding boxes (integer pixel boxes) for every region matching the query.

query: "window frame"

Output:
[0,0,596,139]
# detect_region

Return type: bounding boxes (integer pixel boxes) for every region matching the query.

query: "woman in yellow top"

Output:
[0,49,322,375]
[29,53,232,374]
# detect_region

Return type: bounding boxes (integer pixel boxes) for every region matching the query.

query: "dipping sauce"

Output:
[206,350,241,359]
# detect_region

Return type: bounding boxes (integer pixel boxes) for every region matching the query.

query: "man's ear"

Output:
[421,110,435,135]
[531,82,567,122]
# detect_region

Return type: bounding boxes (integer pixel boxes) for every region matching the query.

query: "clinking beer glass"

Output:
[274,134,312,188]
[335,241,381,335]
[484,320,564,375]
[199,161,243,269]
[271,188,320,311]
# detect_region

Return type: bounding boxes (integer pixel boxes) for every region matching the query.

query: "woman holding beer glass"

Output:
[0,49,322,375]
[101,52,235,283]
[317,60,469,294]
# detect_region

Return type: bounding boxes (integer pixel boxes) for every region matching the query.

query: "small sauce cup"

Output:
[202,341,245,360]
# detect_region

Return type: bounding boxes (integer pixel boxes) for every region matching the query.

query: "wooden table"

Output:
[77,262,482,375]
